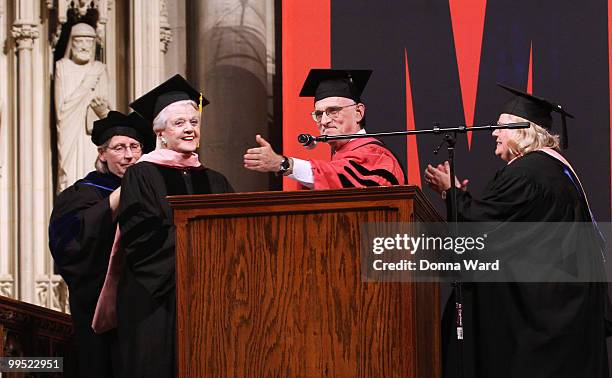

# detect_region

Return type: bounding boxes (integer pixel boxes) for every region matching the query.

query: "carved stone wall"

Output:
[8,0,62,311]
[0,0,116,312]
[0,0,17,302]
[12,1,43,307]
[130,0,168,98]
[0,295,77,374]
[164,0,185,78]
[0,0,276,314]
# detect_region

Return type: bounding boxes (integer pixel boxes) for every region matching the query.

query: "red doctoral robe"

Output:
[309,137,405,189]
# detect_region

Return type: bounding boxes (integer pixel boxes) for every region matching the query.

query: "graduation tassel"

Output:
[198,93,203,149]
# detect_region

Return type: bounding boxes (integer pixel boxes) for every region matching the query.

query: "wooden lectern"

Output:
[169,186,442,377]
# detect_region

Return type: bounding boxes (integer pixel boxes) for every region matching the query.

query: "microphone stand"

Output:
[298,121,530,378]
[433,128,464,378]
[298,122,529,145]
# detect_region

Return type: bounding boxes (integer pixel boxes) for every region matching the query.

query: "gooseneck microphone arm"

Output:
[297,122,530,146]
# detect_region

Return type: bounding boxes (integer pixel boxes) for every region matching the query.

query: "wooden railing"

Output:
[0,295,77,377]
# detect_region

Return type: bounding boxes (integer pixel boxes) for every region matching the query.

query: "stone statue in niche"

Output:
[54,22,110,192]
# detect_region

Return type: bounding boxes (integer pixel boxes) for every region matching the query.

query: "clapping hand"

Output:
[424,161,469,195]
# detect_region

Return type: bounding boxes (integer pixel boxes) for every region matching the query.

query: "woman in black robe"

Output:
[425,84,609,378]
[49,111,154,378]
[115,75,233,377]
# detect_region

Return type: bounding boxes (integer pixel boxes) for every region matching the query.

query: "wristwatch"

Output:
[277,156,291,175]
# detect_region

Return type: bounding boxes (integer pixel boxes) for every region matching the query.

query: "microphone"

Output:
[298,133,317,149]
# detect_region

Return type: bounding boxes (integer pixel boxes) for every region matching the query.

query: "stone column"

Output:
[160,0,173,58]
[11,2,40,304]
[41,2,68,311]
[99,0,118,109]
[164,0,184,78]
[190,0,276,192]
[130,0,164,97]
[0,0,17,299]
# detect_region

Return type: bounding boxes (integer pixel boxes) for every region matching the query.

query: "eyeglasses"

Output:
[108,143,142,154]
[311,103,357,123]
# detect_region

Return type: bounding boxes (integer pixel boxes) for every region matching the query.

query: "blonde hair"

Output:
[503,114,560,156]
[152,100,199,133]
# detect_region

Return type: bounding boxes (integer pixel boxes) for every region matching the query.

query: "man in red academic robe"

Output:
[243,69,405,188]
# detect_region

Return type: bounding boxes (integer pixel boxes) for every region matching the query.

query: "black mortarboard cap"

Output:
[299,69,372,102]
[129,74,209,123]
[92,111,156,153]
[498,83,574,149]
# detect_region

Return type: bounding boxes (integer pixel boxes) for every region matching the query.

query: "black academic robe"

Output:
[49,171,121,378]
[116,162,234,378]
[442,151,609,378]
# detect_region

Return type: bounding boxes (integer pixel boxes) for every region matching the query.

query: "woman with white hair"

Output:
[104,75,233,377]
[425,84,609,378]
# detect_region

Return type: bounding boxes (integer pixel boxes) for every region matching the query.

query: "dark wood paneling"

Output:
[0,296,76,377]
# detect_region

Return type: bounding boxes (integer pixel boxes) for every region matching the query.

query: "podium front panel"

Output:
[170,186,440,377]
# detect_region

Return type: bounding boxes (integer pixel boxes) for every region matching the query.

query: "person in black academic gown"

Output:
[49,111,155,378]
[425,84,609,378]
[115,74,233,377]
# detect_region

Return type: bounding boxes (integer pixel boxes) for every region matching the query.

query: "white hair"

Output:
[504,114,560,155]
[152,100,199,132]
[94,140,111,174]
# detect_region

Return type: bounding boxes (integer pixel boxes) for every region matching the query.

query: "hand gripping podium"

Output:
[169,186,442,377]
